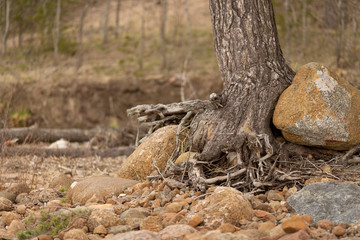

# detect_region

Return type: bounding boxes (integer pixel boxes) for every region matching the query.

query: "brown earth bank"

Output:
[0,76,222,129]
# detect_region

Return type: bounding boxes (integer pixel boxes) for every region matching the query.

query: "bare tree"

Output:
[53,0,61,62]
[302,0,307,52]
[139,0,145,71]
[284,0,290,59]
[190,0,294,163]
[180,0,193,101]
[115,0,121,38]
[102,0,110,44]
[160,0,168,70]
[76,2,90,70]
[2,0,10,56]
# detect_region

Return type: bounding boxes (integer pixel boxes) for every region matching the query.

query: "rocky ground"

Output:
[1,152,360,240]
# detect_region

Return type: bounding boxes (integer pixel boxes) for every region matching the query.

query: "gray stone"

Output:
[288,182,360,223]
[273,62,360,150]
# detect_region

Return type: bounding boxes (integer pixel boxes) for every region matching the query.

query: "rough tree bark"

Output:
[102,0,111,44]
[190,0,295,162]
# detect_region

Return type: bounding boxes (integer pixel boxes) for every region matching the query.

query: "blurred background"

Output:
[0,0,358,129]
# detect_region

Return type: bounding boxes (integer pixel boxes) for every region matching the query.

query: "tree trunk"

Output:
[139,0,145,71]
[102,0,110,44]
[284,0,290,59]
[191,0,294,162]
[302,0,307,53]
[2,0,10,56]
[53,0,61,62]
[160,0,167,70]
[115,0,121,38]
[76,2,89,71]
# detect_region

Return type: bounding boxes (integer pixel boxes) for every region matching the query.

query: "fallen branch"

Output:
[0,146,135,158]
[0,126,128,143]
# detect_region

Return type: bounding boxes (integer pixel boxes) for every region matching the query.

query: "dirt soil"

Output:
[0,76,222,129]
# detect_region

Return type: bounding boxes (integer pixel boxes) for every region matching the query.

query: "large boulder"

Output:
[117,125,188,180]
[66,176,138,204]
[288,182,360,223]
[185,187,253,228]
[273,62,360,150]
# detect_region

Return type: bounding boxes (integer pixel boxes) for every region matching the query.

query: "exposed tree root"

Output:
[127,100,213,132]
[128,100,357,192]
[0,146,134,158]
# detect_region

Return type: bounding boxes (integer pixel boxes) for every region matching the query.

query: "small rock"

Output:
[140,215,163,232]
[7,219,25,236]
[186,187,253,228]
[88,209,119,231]
[152,198,161,208]
[0,192,16,203]
[317,219,333,231]
[7,183,30,195]
[49,173,73,191]
[253,210,276,221]
[281,215,308,233]
[1,212,20,226]
[88,204,113,210]
[105,230,160,240]
[93,225,107,235]
[333,225,346,236]
[301,215,313,224]
[120,208,150,219]
[258,221,276,235]
[38,235,53,240]
[284,186,297,200]
[187,214,203,227]
[16,193,30,204]
[278,229,311,240]
[108,225,139,234]
[30,188,59,202]
[68,217,88,229]
[166,202,186,213]
[217,223,237,233]
[0,197,13,211]
[269,225,287,239]
[237,229,264,239]
[267,190,284,201]
[159,224,197,240]
[63,229,87,240]
[16,204,26,215]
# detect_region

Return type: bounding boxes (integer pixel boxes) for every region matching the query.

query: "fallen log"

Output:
[0,126,133,145]
[0,146,135,158]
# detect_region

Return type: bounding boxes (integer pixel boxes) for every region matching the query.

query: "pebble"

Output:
[333,225,346,236]
[281,215,309,233]
[2,177,360,240]
[317,219,333,231]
